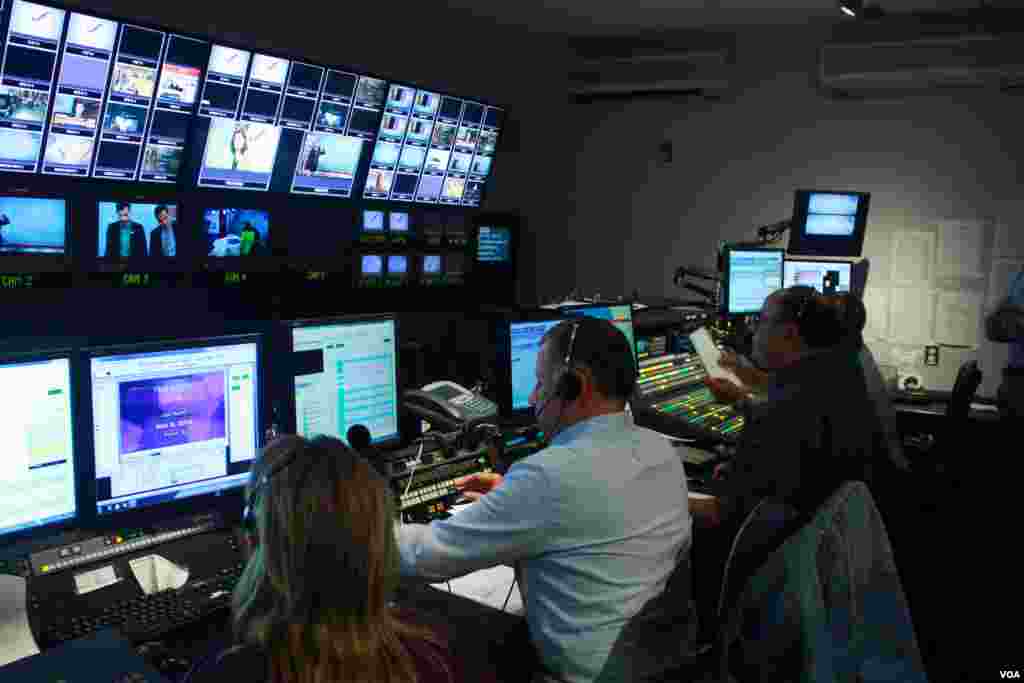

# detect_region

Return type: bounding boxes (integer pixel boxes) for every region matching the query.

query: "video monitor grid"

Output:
[364,84,444,202]
[0,0,68,173]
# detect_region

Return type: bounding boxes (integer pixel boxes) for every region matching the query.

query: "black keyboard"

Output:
[38,562,244,646]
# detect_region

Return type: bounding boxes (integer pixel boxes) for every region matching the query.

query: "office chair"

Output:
[947,360,983,422]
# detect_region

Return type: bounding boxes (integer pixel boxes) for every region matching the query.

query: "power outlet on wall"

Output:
[924,345,939,366]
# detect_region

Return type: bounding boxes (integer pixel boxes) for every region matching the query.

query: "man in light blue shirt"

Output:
[398,318,694,683]
[986,268,1024,420]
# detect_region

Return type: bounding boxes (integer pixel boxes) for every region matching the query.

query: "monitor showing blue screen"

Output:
[563,304,637,362]
[387,254,407,274]
[476,226,510,262]
[0,197,66,254]
[784,259,852,293]
[805,193,859,236]
[363,210,384,232]
[0,355,76,539]
[422,254,441,275]
[203,208,269,256]
[509,319,562,411]
[727,249,784,315]
[292,318,399,444]
[89,338,260,516]
[361,254,383,275]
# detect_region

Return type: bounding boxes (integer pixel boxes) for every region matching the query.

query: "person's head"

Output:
[823,292,867,350]
[752,286,845,370]
[116,202,131,222]
[528,317,636,438]
[154,205,170,226]
[235,435,445,683]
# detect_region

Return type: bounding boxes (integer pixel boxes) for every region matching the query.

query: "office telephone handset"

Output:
[403,380,499,431]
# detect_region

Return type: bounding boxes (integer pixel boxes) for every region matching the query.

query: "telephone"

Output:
[403,381,499,431]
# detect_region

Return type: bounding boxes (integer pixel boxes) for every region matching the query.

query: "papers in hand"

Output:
[129,555,189,595]
[689,327,744,387]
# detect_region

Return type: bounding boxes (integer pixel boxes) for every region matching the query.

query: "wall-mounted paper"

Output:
[0,575,39,667]
[891,231,935,285]
[863,287,889,341]
[888,288,934,345]
[987,260,1024,310]
[936,220,986,279]
[860,232,891,285]
[934,290,983,347]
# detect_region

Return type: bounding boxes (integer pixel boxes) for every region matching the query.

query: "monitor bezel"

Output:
[0,189,72,273]
[788,189,871,258]
[0,347,80,548]
[782,256,855,293]
[723,247,785,315]
[285,314,402,448]
[80,333,264,530]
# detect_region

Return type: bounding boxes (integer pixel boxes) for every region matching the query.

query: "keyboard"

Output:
[37,562,244,646]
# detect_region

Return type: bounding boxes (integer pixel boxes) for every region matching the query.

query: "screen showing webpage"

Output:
[564,305,637,362]
[0,357,76,538]
[293,319,398,444]
[90,341,259,515]
[728,250,784,314]
[509,319,561,411]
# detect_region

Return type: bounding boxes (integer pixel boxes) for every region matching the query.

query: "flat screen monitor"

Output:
[789,190,870,257]
[421,254,441,276]
[361,254,383,276]
[562,304,637,362]
[291,317,399,445]
[362,210,384,232]
[725,248,784,315]
[387,254,407,276]
[476,225,511,263]
[783,258,852,294]
[509,319,562,411]
[389,211,409,233]
[0,196,66,254]
[88,336,260,516]
[0,353,76,541]
[202,208,269,257]
[97,201,177,258]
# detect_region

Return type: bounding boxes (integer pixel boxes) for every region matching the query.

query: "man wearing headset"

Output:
[397,317,694,683]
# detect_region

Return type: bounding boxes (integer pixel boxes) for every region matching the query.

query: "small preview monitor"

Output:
[562,304,637,362]
[291,317,399,445]
[389,211,409,233]
[88,336,260,516]
[421,254,442,278]
[98,202,178,258]
[476,226,511,263]
[789,190,870,257]
[387,254,408,278]
[203,208,270,257]
[361,254,384,277]
[783,258,852,294]
[0,197,67,254]
[509,319,562,411]
[725,248,784,315]
[362,210,384,232]
[0,353,77,541]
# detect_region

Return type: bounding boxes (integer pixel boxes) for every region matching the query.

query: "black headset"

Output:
[241,441,324,542]
[555,321,582,403]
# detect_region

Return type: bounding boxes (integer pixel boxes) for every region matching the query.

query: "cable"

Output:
[502,577,517,612]
[447,581,452,593]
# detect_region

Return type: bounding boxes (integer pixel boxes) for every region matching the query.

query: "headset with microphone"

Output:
[533,321,582,435]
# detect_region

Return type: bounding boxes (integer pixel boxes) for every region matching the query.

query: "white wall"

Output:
[564,22,1024,397]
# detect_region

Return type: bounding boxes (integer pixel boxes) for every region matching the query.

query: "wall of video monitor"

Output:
[0,0,505,208]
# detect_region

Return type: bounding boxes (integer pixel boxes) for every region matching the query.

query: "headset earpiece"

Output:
[557,322,582,403]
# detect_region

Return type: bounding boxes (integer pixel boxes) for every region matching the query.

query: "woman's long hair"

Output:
[232,435,450,683]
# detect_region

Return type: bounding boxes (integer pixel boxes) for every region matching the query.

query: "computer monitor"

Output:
[387,254,408,280]
[783,258,853,294]
[203,208,270,257]
[290,317,399,445]
[361,254,383,278]
[389,211,409,233]
[788,190,870,257]
[725,248,784,315]
[476,225,511,263]
[0,352,77,542]
[97,201,177,258]
[561,304,637,362]
[0,196,67,255]
[509,318,563,411]
[362,210,384,233]
[88,336,261,516]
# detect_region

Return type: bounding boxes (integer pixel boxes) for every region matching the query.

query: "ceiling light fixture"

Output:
[839,0,862,17]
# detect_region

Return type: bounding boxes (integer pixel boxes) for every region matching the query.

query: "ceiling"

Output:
[441,0,1009,36]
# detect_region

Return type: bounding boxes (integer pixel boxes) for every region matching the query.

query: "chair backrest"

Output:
[947,360,982,420]
[716,497,801,625]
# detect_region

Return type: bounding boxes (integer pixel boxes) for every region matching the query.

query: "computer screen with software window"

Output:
[562,304,637,362]
[726,249,784,315]
[291,318,399,445]
[783,258,852,293]
[89,338,260,516]
[509,319,562,411]
[0,354,76,540]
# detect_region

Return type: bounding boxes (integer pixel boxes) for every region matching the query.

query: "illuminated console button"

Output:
[41,565,50,573]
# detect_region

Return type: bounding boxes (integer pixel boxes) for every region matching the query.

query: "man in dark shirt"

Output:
[104,202,147,259]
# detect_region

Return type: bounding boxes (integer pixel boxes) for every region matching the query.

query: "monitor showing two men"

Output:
[90,340,260,515]
[727,249,784,315]
[783,259,852,293]
[292,319,399,444]
[0,356,76,539]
